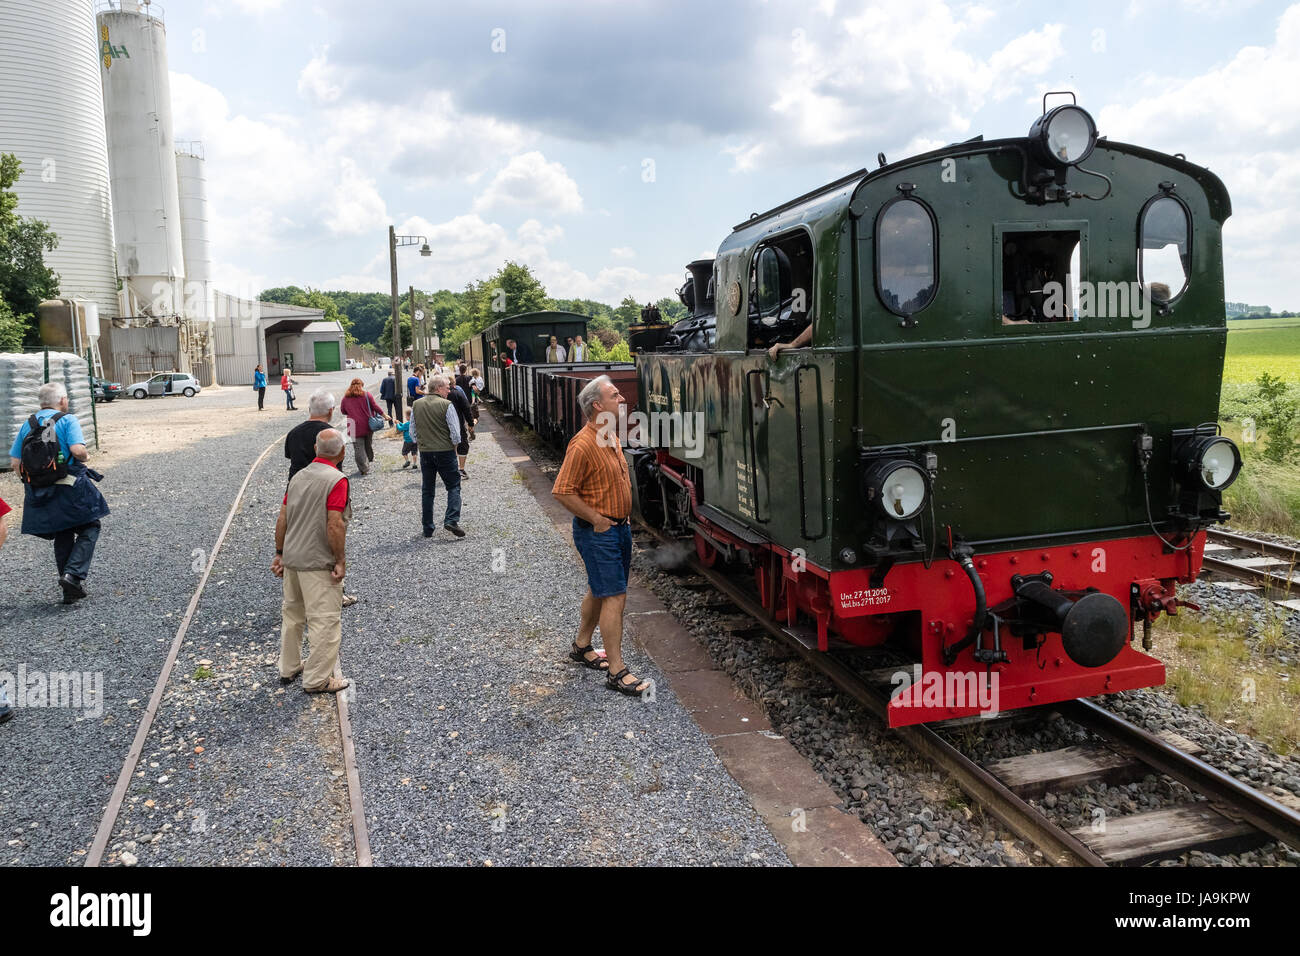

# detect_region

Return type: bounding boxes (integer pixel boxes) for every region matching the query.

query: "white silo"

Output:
[0,0,120,321]
[175,144,213,323]
[97,0,186,320]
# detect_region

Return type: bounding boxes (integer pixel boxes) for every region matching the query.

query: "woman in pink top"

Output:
[340,378,389,475]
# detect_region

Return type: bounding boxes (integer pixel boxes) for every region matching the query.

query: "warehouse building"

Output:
[212,293,346,384]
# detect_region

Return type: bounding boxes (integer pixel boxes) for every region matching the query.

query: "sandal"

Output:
[569,640,609,671]
[305,676,350,694]
[279,666,303,685]
[605,667,650,697]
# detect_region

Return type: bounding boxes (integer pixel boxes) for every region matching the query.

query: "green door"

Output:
[314,341,341,372]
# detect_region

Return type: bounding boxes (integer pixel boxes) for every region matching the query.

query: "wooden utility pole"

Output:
[408,286,418,366]
[389,225,403,418]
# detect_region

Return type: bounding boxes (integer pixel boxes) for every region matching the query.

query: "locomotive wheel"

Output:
[694,533,718,568]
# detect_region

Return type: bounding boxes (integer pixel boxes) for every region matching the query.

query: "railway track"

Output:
[1202,528,1300,609]
[86,437,372,868]
[636,524,1300,867]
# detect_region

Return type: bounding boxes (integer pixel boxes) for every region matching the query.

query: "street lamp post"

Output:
[388,226,430,417]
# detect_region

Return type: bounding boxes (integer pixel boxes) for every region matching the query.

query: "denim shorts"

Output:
[572,517,632,598]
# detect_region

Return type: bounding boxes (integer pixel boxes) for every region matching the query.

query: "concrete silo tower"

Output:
[96,0,186,320]
[0,0,120,321]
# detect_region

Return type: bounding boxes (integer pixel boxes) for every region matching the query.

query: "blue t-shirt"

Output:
[253,370,267,388]
[407,375,421,399]
[9,409,86,461]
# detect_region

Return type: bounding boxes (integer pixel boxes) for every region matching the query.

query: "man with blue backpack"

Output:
[7,382,110,605]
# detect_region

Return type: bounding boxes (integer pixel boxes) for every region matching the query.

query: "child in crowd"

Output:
[397,409,417,468]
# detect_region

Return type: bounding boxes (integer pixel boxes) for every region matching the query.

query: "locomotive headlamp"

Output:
[1175,435,1242,491]
[1028,105,1098,168]
[865,460,928,520]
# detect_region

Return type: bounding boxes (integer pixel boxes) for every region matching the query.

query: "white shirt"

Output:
[546,344,567,363]
[571,343,587,361]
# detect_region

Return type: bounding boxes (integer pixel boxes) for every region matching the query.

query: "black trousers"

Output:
[54,521,101,580]
[257,387,266,409]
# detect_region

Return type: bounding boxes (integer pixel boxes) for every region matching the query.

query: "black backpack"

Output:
[19,412,68,488]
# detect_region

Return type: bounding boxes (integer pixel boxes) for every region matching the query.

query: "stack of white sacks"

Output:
[0,351,96,465]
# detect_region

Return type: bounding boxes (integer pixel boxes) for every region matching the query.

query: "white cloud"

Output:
[1097,4,1300,304]
[610,247,636,260]
[472,152,584,214]
[298,48,342,104]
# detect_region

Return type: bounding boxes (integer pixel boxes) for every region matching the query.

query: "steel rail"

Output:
[1061,698,1300,853]
[636,524,1106,867]
[1206,528,1300,567]
[1201,556,1300,592]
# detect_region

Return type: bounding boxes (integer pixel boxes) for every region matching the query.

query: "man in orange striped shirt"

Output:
[553,375,649,697]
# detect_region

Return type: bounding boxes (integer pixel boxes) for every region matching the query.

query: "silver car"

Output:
[129,372,202,399]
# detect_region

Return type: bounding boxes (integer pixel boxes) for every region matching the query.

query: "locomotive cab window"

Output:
[1140,194,1191,305]
[747,231,813,353]
[876,196,937,317]
[999,228,1083,325]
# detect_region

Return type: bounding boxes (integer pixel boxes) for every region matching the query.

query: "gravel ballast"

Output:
[0,373,369,865]
[338,417,789,866]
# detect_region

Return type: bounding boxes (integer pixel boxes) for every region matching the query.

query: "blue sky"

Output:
[163,0,1299,309]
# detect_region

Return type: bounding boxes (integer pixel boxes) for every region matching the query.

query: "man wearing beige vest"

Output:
[271,428,351,693]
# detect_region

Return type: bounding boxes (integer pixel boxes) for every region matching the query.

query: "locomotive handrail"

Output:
[882,420,1148,448]
[744,368,768,523]
[793,364,827,541]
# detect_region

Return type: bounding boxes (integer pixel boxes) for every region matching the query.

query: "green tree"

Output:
[655,296,687,324]
[466,260,549,327]
[287,287,355,344]
[0,153,60,347]
[613,295,641,334]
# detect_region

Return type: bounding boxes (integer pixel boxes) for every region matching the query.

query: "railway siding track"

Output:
[637,523,1300,867]
[1202,529,1300,610]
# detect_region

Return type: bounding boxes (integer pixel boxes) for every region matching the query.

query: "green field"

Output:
[1224,317,1300,384]
[1221,317,1300,534]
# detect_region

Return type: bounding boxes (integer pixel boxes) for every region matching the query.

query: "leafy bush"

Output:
[1255,371,1298,463]
[0,297,28,351]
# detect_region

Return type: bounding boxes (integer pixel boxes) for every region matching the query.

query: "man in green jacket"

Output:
[412,374,465,538]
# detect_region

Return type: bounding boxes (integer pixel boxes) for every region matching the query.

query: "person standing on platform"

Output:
[253,364,267,410]
[407,365,426,406]
[413,374,465,539]
[339,378,388,476]
[447,376,474,479]
[8,383,110,605]
[571,335,588,362]
[551,374,648,697]
[380,368,398,420]
[272,428,351,694]
[545,335,566,363]
[284,389,335,483]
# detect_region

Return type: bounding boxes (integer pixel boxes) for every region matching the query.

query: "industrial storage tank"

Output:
[97,0,186,320]
[175,144,213,323]
[0,0,120,321]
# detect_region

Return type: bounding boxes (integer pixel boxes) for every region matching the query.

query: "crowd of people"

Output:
[1,361,645,727]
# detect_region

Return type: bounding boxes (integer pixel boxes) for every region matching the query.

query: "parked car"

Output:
[92,377,125,402]
[344,358,359,369]
[129,372,202,399]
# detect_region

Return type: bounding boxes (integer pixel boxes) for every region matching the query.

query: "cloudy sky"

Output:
[165,0,1299,309]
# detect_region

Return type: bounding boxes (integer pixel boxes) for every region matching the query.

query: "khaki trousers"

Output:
[280,568,343,689]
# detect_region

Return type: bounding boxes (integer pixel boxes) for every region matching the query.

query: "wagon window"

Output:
[1140,196,1190,303]
[876,198,937,316]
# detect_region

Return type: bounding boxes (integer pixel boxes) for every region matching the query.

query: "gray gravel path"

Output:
[340,420,789,866]
[0,371,370,866]
[100,442,354,866]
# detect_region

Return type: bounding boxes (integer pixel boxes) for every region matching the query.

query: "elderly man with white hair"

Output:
[284,388,338,483]
[271,427,352,693]
[552,374,649,697]
[8,381,110,604]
